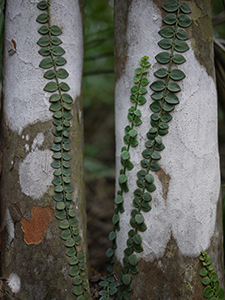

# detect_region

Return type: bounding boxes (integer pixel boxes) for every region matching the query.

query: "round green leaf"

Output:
[72,285,84,296]
[159,26,175,38]
[122,274,131,286]
[162,0,178,12]
[204,286,214,298]
[49,94,60,102]
[121,150,130,160]
[119,174,127,184]
[37,1,48,10]
[51,160,61,169]
[151,91,163,101]
[106,248,114,258]
[150,161,161,171]
[38,25,49,35]
[163,13,177,25]
[200,268,208,277]
[60,229,71,240]
[178,14,192,28]
[167,82,181,92]
[53,193,63,201]
[57,68,69,79]
[202,277,211,285]
[170,69,185,81]
[137,96,147,105]
[165,92,179,104]
[37,36,49,47]
[210,272,218,282]
[52,176,62,185]
[164,102,175,112]
[139,87,147,95]
[44,82,58,92]
[73,275,82,285]
[59,219,70,229]
[150,80,165,92]
[55,210,66,220]
[141,78,149,86]
[55,185,63,193]
[109,231,116,241]
[65,238,75,248]
[39,57,53,69]
[155,52,170,64]
[74,235,81,245]
[44,69,55,79]
[180,2,191,14]
[175,40,189,52]
[151,151,161,160]
[55,56,67,66]
[159,122,169,130]
[216,288,224,299]
[158,38,172,50]
[150,101,161,113]
[128,254,138,266]
[52,46,65,56]
[172,54,186,64]
[66,247,76,257]
[142,192,152,201]
[154,68,168,78]
[51,25,62,36]
[50,103,61,112]
[135,68,142,75]
[137,170,147,180]
[70,217,78,227]
[63,153,71,161]
[60,82,70,91]
[38,46,50,56]
[36,13,48,24]
[176,28,189,40]
[135,214,144,224]
[68,209,76,217]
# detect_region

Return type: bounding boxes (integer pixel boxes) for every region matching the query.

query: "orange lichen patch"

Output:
[11,39,16,50]
[21,206,54,245]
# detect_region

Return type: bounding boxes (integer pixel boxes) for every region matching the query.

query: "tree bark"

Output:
[114,0,223,299]
[0,0,87,299]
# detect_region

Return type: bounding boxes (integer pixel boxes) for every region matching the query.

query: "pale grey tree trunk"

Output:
[114,0,223,299]
[0,0,88,299]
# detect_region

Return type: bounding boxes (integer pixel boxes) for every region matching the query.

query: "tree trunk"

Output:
[114,0,224,299]
[0,0,88,299]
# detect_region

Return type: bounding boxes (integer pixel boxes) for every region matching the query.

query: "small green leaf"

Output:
[53,193,63,201]
[150,80,165,92]
[68,209,76,217]
[122,274,131,286]
[55,185,63,193]
[52,46,65,56]
[51,25,62,36]
[115,195,124,205]
[165,93,179,104]
[170,69,185,80]
[38,46,50,56]
[52,176,62,185]
[178,14,192,28]
[150,161,161,171]
[44,69,55,79]
[175,40,189,52]
[60,229,71,240]
[141,78,149,86]
[137,222,147,232]
[128,254,138,266]
[44,81,58,92]
[137,96,147,105]
[150,102,161,113]
[164,103,175,112]
[139,87,147,95]
[200,268,208,277]
[51,36,62,45]
[163,13,177,25]
[70,217,78,227]
[57,68,69,79]
[203,286,214,298]
[145,182,156,192]
[37,36,49,47]
[141,202,152,212]
[135,214,144,224]
[119,174,127,184]
[155,52,170,64]
[50,102,61,111]
[37,1,48,10]
[51,160,61,169]
[151,113,160,121]
[162,0,179,12]
[158,38,172,50]
[38,25,49,34]
[151,151,161,160]
[176,28,189,40]
[39,57,53,69]
[55,56,67,66]
[75,235,82,245]
[66,247,76,257]
[135,68,142,75]
[180,2,191,14]
[202,277,211,285]
[109,231,116,241]
[59,220,70,229]
[151,91,163,101]
[49,94,60,102]
[60,82,70,91]
[145,174,154,184]
[159,26,175,38]
[172,54,186,64]
[36,13,48,24]
[73,275,82,284]
[210,272,218,282]
[154,68,168,78]
[167,82,181,92]
[216,288,224,299]
[121,150,130,160]
[161,113,172,123]
[55,210,66,220]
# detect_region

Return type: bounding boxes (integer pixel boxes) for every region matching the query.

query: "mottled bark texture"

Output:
[114,0,223,299]
[0,0,87,299]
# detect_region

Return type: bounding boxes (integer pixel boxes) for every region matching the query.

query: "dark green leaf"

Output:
[38,25,49,34]
[51,25,62,36]
[176,28,189,40]
[36,13,48,24]
[135,68,142,75]
[155,52,170,64]
[159,26,175,38]
[135,214,144,224]
[44,69,55,79]
[151,113,160,121]
[141,159,148,168]
[66,247,76,257]
[52,46,65,56]
[122,274,131,285]
[170,69,185,81]
[50,102,61,111]
[52,176,62,185]
[150,161,161,171]
[151,91,163,101]
[161,112,172,123]
[69,265,79,277]
[158,38,172,50]
[55,56,67,66]
[159,122,169,130]
[44,81,58,92]
[109,231,116,241]
[51,36,62,45]
[121,150,130,160]
[70,217,78,227]
[154,68,168,78]
[163,13,177,25]
[150,102,161,113]
[51,160,61,169]
[202,277,211,285]
[119,174,127,184]
[68,209,76,217]
[141,78,149,86]
[167,82,181,92]
[59,219,70,229]
[162,0,179,12]
[63,153,71,161]
[128,254,138,266]
[72,285,83,296]
[55,210,66,220]
[203,286,214,298]
[200,268,208,277]
[73,275,82,284]
[57,68,69,79]
[165,93,179,104]
[216,288,224,299]
[74,235,81,245]
[49,94,60,102]
[55,185,63,193]
[37,36,49,47]
[37,1,48,10]
[172,54,186,64]
[210,272,218,282]
[150,80,165,92]
[62,93,73,104]
[137,96,147,105]
[139,87,147,95]
[141,202,152,212]
[142,192,152,202]
[38,46,50,56]
[178,14,192,28]
[180,2,191,14]
[151,151,161,160]
[163,102,175,112]
[53,192,63,201]
[60,229,71,240]
[60,82,70,91]
[175,40,189,52]
[39,57,53,69]
[137,222,147,232]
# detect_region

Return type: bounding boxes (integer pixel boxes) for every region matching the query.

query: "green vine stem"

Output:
[37,1,90,299]
[99,56,151,300]
[199,251,224,299]
[117,1,192,299]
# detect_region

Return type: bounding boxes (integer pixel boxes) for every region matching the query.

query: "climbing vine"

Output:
[37,1,90,299]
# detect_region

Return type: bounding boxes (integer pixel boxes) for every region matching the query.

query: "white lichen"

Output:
[7,273,21,294]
